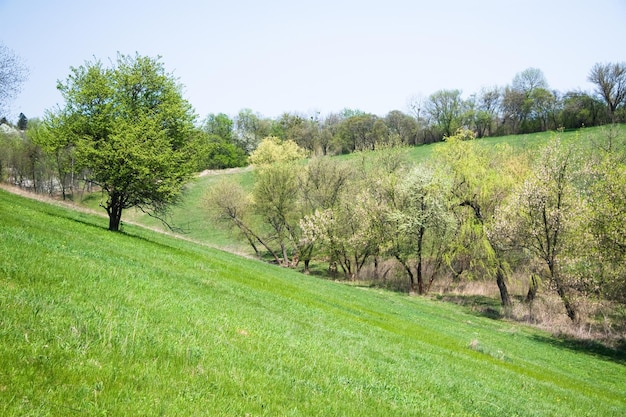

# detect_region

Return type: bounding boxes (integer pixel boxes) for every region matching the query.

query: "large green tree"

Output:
[47,54,198,231]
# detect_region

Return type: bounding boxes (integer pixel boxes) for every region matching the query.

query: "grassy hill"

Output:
[1,189,625,416]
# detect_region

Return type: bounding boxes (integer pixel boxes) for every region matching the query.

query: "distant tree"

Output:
[196,133,248,170]
[248,136,306,166]
[470,86,500,138]
[337,113,387,152]
[512,67,548,93]
[425,89,466,139]
[47,53,198,231]
[318,112,343,156]
[501,86,528,134]
[202,113,234,141]
[530,88,558,131]
[504,68,551,133]
[559,90,607,129]
[273,112,321,153]
[588,62,626,121]
[234,109,271,153]
[17,112,27,130]
[385,110,419,145]
[0,42,28,115]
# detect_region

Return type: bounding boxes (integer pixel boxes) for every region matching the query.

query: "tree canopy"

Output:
[46,53,198,231]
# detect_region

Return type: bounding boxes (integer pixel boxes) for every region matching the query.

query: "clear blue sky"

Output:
[1,0,625,121]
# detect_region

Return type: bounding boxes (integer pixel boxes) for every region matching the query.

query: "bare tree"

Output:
[588,62,626,121]
[0,43,28,116]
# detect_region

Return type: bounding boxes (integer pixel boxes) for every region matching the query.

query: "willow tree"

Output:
[434,129,527,306]
[46,54,198,231]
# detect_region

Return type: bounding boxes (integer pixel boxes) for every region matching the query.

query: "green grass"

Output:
[1,189,625,416]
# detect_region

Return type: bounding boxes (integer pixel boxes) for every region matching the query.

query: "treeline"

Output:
[207,126,626,323]
[199,64,626,156]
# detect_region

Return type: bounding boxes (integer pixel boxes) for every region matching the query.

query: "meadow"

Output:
[1,188,625,416]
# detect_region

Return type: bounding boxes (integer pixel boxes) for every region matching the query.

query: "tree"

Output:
[205,178,271,260]
[234,108,271,153]
[504,68,552,133]
[512,67,548,93]
[435,129,523,306]
[202,113,234,141]
[17,112,28,130]
[499,138,583,321]
[425,89,466,139]
[252,162,303,267]
[586,126,626,303]
[248,136,306,166]
[385,110,419,145]
[0,42,28,115]
[588,62,626,121]
[469,86,500,138]
[337,113,383,152]
[47,54,198,231]
[384,166,455,294]
[559,90,606,129]
[300,189,379,280]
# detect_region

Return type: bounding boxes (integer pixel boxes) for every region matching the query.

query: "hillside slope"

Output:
[1,189,625,416]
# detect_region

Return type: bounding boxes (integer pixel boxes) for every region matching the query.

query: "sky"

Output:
[1,0,625,122]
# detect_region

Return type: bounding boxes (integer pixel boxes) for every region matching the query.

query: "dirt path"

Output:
[197,165,253,177]
[0,183,106,217]
[0,182,255,258]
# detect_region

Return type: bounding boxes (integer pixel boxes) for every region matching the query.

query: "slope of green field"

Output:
[1,189,625,416]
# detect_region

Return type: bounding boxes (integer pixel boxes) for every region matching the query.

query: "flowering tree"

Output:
[383,166,455,294]
[300,189,379,280]
[497,138,584,321]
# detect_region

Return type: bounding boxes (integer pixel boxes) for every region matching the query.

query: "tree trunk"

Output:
[416,225,425,295]
[105,191,124,231]
[496,262,511,307]
[525,274,539,303]
[553,273,577,322]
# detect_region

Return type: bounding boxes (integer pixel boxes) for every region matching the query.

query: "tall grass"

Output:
[1,189,625,416]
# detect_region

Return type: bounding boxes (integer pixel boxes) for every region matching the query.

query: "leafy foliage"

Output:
[248,136,307,166]
[46,54,198,230]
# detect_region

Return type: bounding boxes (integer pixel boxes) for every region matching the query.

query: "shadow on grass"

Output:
[436,294,503,320]
[437,293,626,365]
[530,333,626,365]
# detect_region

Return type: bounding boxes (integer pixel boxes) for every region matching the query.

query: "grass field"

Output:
[1,189,625,416]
